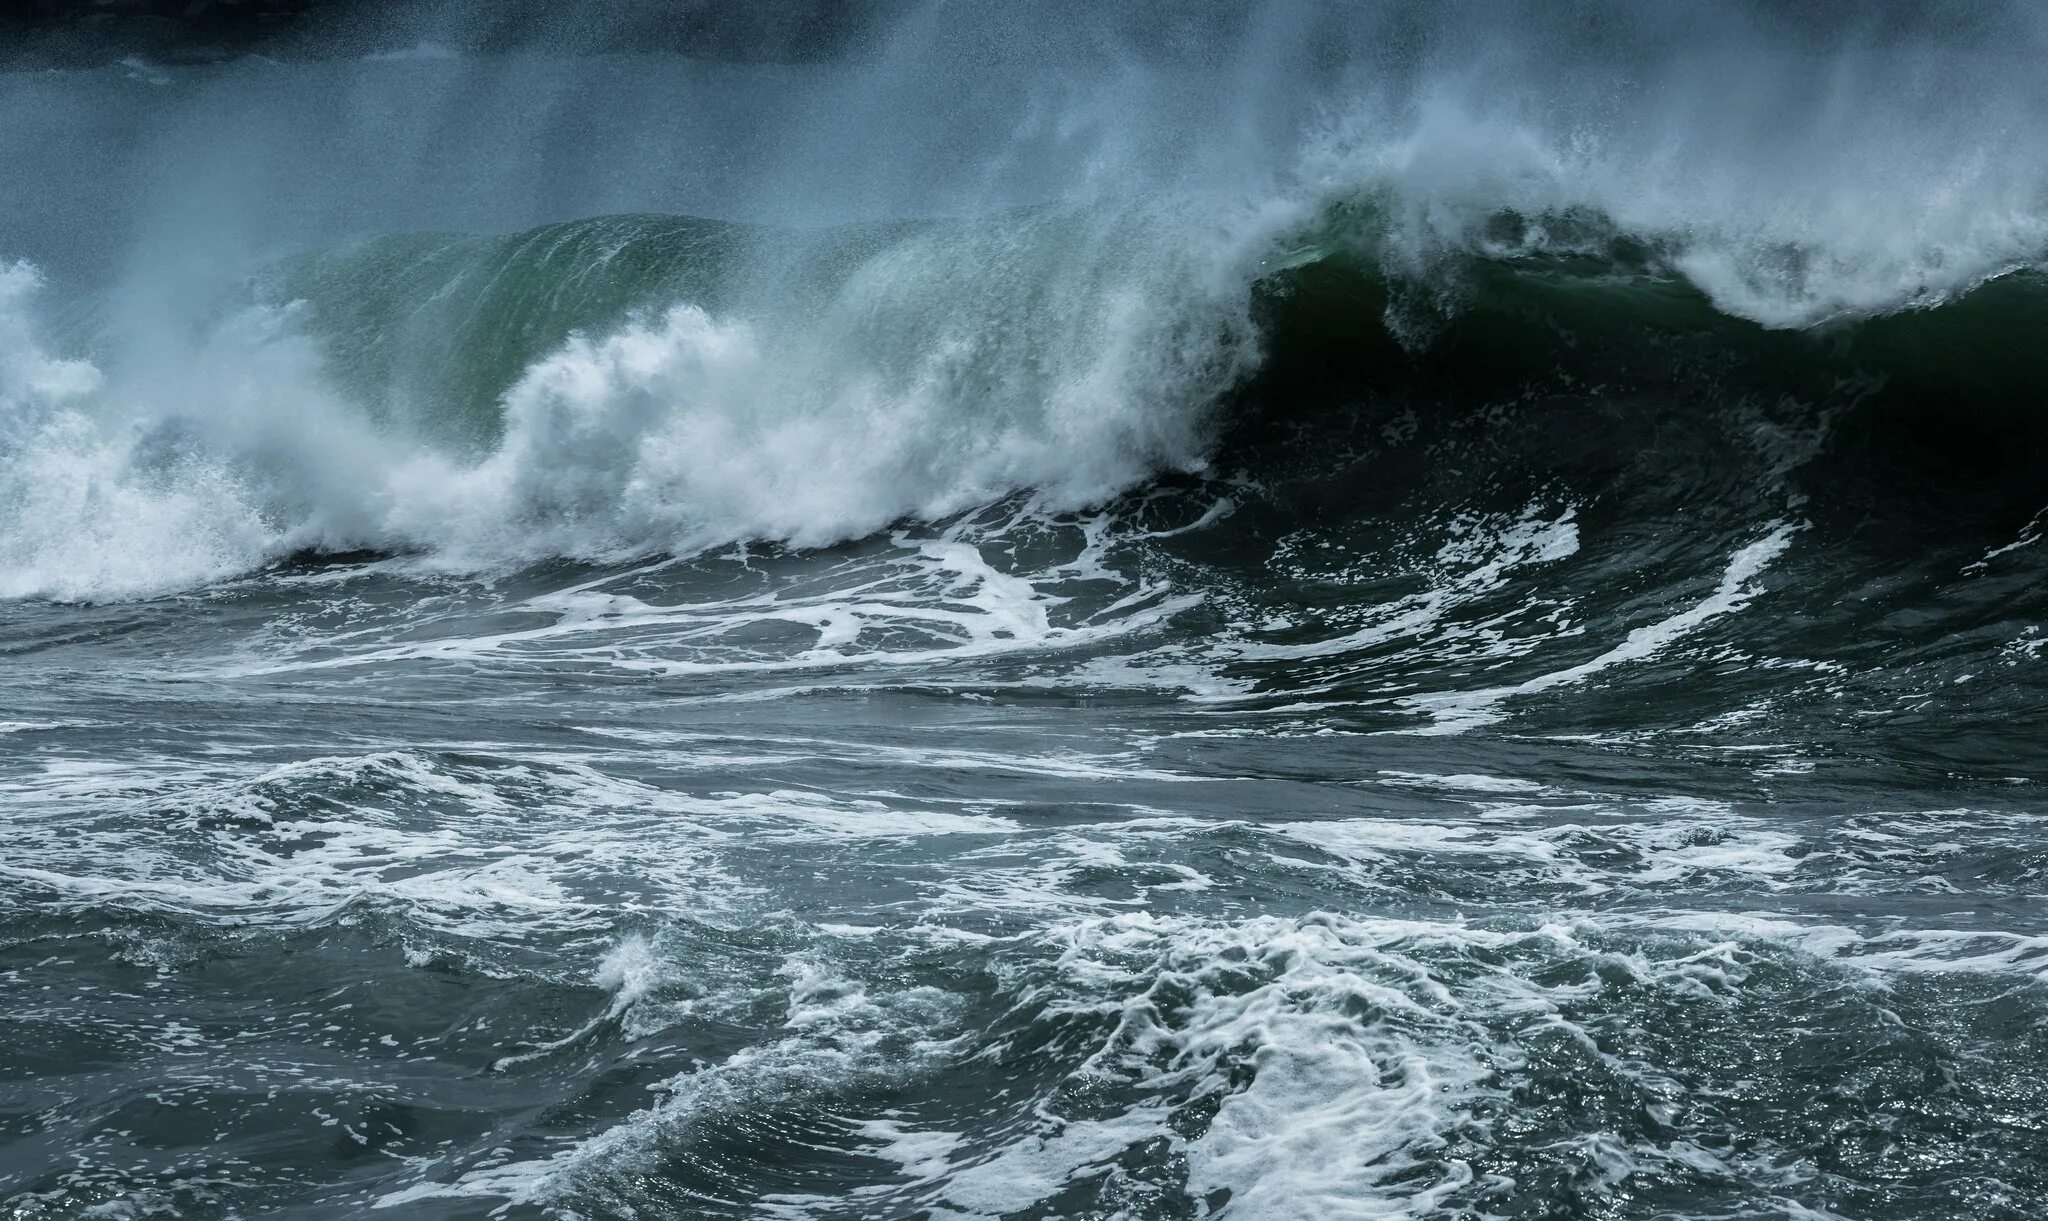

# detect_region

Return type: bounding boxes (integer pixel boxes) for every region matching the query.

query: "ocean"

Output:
[2,3,2046,1217]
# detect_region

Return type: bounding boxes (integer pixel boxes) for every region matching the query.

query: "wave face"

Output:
[0,202,1271,599]
[4,3,2048,1219]
[2,1,2047,598]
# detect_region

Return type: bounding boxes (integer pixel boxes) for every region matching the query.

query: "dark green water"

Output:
[5,4,2048,1215]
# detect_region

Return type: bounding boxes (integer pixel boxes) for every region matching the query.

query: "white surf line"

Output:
[1964,504,2045,572]
[206,554,1199,680]
[1396,522,1799,735]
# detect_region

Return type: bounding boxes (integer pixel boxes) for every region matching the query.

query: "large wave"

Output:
[3,0,2047,601]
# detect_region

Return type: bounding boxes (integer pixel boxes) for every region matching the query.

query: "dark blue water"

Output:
[4,4,2048,1217]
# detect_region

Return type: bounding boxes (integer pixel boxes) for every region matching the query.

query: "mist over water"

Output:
[2,0,2046,598]
[3,3,2048,1219]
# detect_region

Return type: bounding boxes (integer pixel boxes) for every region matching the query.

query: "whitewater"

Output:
[3,2,2047,1218]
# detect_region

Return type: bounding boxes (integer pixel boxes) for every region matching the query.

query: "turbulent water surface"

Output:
[4,3,2048,1218]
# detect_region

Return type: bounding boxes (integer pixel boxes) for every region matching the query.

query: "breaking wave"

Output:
[3,0,2048,601]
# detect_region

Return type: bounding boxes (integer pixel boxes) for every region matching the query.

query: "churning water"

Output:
[3,3,2047,1217]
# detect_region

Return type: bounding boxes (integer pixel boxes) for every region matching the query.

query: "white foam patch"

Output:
[1313,58,2048,329]
[201,511,1198,681]
[934,1111,1180,1216]
[345,853,2047,1217]
[1240,507,1582,665]
[1277,798,1809,897]
[919,909,1889,1220]
[0,751,755,936]
[0,271,402,601]
[1376,770,1545,794]
[1603,911,2048,983]
[846,1117,967,1184]
[1400,523,1797,734]
[493,934,678,1070]
[582,726,1203,785]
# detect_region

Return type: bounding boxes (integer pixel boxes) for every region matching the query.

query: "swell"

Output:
[4,196,2048,604]
[279,201,2048,450]
[1252,223,2048,416]
[1236,216,2048,523]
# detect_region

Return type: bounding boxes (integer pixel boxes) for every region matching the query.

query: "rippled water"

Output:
[6,3,2048,1217]
[6,417,2046,1217]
